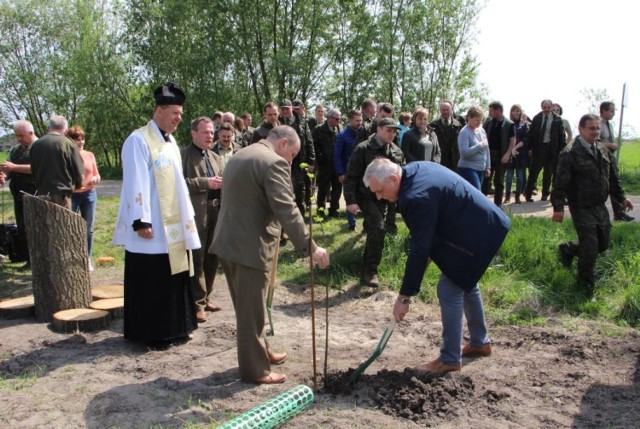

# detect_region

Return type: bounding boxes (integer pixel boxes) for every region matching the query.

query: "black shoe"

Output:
[361,273,379,288]
[348,224,356,231]
[558,243,573,268]
[541,194,548,201]
[317,208,326,218]
[614,212,635,222]
[328,209,340,218]
[524,193,533,202]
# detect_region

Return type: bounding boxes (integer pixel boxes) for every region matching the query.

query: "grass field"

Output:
[618,139,640,193]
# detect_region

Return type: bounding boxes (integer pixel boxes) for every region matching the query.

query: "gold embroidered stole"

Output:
[140,123,192,275]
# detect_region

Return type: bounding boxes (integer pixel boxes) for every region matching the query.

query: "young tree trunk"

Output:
[22,194,91,323]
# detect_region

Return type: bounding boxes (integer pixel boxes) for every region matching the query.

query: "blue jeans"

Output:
[437,274,490,365]
[505,167,526,194]
[457,167,484,191]
[72,189,97,258]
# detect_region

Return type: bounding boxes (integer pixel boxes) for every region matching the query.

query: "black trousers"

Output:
[526,144,556,197]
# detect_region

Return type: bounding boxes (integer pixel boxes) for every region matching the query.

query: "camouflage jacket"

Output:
[343,134,405,204]
[551,136,625,213]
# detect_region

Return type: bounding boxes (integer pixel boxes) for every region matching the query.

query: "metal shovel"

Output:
[349,319,397,381]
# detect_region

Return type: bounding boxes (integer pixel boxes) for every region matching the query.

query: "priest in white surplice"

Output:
[113,82,201,346]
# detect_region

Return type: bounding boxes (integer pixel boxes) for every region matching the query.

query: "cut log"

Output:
[51,308,110,333]
[96,256,115,266]
[91,285,124,300]
[22,194,91,322]
[89,298,124,319]
[0,296,35,319]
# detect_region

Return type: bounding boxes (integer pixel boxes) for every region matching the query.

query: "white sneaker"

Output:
[88,261,94,272]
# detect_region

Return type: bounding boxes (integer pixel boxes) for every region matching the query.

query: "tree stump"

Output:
[0,296,35,319]
[22,194,91,322]
[89,298,124,319]
[51,308,110,333]
[91,284,124,300]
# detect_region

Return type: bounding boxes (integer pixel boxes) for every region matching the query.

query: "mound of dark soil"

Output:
[323,368,475,425]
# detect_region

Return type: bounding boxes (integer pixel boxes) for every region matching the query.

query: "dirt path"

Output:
[1,268,638,428]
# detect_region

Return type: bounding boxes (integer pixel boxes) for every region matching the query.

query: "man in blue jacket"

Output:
[364,159,511,373]
[334,109,363,230]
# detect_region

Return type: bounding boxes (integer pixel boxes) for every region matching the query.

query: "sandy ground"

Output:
[1,267,639,428]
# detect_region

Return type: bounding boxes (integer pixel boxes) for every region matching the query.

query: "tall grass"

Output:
[276,213,640,328]
[619,139,640,194]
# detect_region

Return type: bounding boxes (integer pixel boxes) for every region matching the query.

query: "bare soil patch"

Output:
[1,267,639,428]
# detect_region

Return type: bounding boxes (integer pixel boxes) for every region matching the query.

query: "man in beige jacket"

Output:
[211,125,329,384]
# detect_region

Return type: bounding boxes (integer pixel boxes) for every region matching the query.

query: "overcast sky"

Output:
[475,0,640,137]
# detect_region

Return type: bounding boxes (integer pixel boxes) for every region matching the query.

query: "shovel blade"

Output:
[349,320,396,381]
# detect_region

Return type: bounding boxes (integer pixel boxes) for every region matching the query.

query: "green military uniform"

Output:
[251,121,278,144]
[343,134,405,282]
[279,113,315,218]
[551,136,626,291]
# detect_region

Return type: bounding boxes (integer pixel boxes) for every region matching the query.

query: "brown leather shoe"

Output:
[462,342,492,357]
[269,351,288,365]
[205,302,222,312]
[195,310,207,323]
[410,358,461,374]
[247,372,287,384]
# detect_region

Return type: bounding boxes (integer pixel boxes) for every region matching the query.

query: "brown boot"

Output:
[503,193,511,204]
[515,193,521,204]
[409,358,461,374]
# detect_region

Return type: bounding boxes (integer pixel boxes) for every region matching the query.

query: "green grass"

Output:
[0,365,45,391]
[618,139,640,193]
[1,147,640,328]
[276,213,640,328]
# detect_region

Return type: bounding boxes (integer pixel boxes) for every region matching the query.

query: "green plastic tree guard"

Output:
[218,384,315,428]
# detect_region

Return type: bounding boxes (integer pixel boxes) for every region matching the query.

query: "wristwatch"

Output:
[399,296,411,304]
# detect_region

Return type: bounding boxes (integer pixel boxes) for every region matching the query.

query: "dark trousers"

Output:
[482,149,507,205]
[526,144,556,197]
[316,166,342,213]
[609,157,626,217]
[563,220,610,287]
[358,198,387,277]
[11,195,30,262]
[192,203,219,311]
[291,167,306,218]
